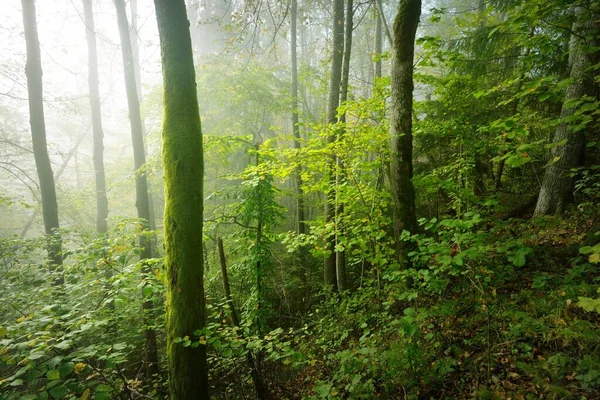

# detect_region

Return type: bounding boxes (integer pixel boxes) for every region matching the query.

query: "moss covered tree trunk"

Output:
[153,0,210,398]
[534,7,594,216]
[324,0,345,290]
[21,0,63,279]
[82,0,108,234]
[113,0,158,378]
[389,0,420,265]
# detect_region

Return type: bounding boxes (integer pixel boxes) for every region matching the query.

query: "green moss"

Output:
[154,0,209,398]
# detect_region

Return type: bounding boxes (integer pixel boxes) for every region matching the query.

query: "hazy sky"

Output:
[0,0,170,198]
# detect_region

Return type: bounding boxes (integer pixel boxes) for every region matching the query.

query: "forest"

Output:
[0,0,599,398]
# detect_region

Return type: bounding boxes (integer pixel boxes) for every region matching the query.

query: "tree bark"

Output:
[291,0,306,236]
[324,0,345,290]
[113,0,159,379]
[335,0,354,293]
[153,0,210,398]
[389,0,421,264]
[375,3,383,81]
[82,0,108,234]
[130,0,158,235]
[217,238,239,326]
[534,7,593,216]
[21,0,63,278]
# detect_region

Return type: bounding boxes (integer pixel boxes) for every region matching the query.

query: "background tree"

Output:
[21,0,63,276]
[291,0,305,237]
[82,0,108,234]
[113,0,159,378]
[324,0,345,289]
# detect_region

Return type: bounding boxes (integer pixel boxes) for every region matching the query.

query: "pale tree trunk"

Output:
[324,0,345,290]
[113,0,159,379]
[21,0,63,281]
[291,0,311,293]
[389,0,421,265]
[534,7,593,216]
[375,0,393,45]
[153,0,210,398]
[82,0,108,234]
[130,0,158,234]
[375,2,382,81]
[291,0,306,236]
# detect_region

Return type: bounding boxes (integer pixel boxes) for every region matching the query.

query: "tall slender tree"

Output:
[335,0,354,292]
[324,0,345,289]
[389,0,421,265]
[21,0,63,278]
[291,0,306,236]
[375,3,383,82]
[130,0,158,233]
[113,0,159,378]
[152,0,210,398]
[82,0,108,234]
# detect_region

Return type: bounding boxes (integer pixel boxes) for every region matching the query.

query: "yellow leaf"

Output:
[74,362,86,374]
[80,389,90,400]
[589,253,600,264]
[155,269,163,281]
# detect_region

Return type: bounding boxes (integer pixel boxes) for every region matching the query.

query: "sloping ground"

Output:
[270,213,600,399]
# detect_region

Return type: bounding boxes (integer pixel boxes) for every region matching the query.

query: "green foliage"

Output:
[0,220,164,399]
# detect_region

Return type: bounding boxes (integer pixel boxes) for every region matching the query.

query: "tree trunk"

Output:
[335,0,354,293]
[534,7,592,216]
[152,0,210,398]
[21,126,90,239]
[389,0,421,264]
[21,0,63,279]
[291,0,306,236]
[113,0,159,379]
[324,0,345,290]
[130,0,158,234]
[374,0,393,45]
[82,0,108,234]
[217,238,240,326]
[375,3,383,81]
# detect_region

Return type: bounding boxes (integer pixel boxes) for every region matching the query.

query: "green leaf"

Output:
[95,384,112,392]
[142,285,153,297]
[28,351,45,360]
[46,369,60,381]
[576,297,600,313]
[48,385,69,399]
[58,362,74,377]
[505,155,531,168]
[9,378,24,386]
[18,395,38,400]
[54,340,72,350]
[95,393,111,400]
[314,383,332,398]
